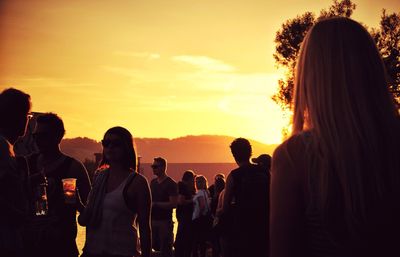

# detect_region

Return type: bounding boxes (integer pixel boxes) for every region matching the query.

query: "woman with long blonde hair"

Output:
[270,17,400,257]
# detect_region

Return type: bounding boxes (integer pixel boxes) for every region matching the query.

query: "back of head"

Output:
[215,173,225,180]
[214,177,226,193]
[36,113,65,143]
[293,17,400,250]
[195,175,208,190]
[100,126,137,170]
[294,17,398,135]
[182,170,195,182]
[252,154,272,172]
[230,138,252,162]
[0,88,31,137]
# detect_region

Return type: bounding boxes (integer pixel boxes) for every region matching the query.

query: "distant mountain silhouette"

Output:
[61,135,278,163]
[61,137,102,162]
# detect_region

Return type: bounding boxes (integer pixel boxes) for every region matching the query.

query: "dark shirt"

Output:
[0,135,27,253]
[151,176,178,220]
[176,181,194,222]
[272,132,400,257]
[26,153,91,256]
[208,184,216,199]
[230,164,270,257]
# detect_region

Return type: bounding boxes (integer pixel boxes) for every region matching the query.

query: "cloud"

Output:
[114,51,160,60]
[171,55,236,72]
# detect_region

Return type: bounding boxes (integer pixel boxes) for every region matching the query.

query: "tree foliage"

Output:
[272,12,314,109]
[273,0,400,111]
[370,10,400,108]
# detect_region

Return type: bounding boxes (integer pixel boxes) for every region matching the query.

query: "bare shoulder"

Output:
[129,173,150,191]
[274,133,307,158]
[272,133,309,181]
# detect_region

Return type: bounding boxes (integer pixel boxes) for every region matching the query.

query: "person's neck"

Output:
[237,160,250,167]
[108,163,130,177]
[39,148,63,163]
[157,173,167,183]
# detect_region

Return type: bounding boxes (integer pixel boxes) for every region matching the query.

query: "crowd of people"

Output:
[1,17,399,257]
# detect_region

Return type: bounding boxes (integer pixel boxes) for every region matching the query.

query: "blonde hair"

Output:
[293,17,400,238]
[195,175,208,190]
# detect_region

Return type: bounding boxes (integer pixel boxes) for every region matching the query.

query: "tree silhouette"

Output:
[370,10,400,108]
[273,0,400,111]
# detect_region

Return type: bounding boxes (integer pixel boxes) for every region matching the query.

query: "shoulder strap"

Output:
[123,172,138,212]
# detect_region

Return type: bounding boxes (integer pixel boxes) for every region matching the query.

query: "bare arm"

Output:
[70,160,91,212]
[216,189,225,216]
[222,173,234,214]
[129,175,151,257]
[178,194,193,205]
[153,195,178,209]
[270,143,305,257]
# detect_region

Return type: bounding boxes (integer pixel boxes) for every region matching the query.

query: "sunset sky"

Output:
[1,0,399,144]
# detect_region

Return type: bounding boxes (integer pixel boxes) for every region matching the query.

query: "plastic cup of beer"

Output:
[62,178,77,204]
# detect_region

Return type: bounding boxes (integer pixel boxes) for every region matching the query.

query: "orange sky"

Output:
[1,0,399,144]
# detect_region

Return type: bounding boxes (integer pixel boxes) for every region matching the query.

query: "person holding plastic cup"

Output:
[25,113,91,257]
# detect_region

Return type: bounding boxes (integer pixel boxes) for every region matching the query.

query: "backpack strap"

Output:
[123,171,138,212]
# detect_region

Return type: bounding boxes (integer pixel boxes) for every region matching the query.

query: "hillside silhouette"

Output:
[61,137,102,162]
[61,135,277,163]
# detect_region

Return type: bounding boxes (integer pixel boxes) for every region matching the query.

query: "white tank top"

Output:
[84,173,140,256]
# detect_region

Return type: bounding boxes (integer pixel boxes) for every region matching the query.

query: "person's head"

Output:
[195,175,208,191]
[100,126,137,170]
[293,17,398,134]
[230,138,252,164]
[214,176,225,194]
[33,113,65,152]
[252,154,272,172]
[0,88,31,143]
[182,170,195,183]
[152,157,167,177]
[182,170,196,193]
[214,173,225,182]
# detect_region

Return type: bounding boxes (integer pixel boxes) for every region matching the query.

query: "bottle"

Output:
[35,174,48,216]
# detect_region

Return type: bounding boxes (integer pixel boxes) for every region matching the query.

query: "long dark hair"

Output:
[99,126,137,171]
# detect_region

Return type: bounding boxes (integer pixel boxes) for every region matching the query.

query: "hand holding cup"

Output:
[62,178,77,204]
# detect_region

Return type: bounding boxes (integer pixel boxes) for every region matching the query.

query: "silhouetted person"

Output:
[191,175,212,257]
[223,138,269,257]
[24,113,91,257]
[150,157,178,257]
[252,154,272,173]
[0,88,31,257]
[210,176,225,257]
[270,17,400,257]
[79,126,151,257]
[174,170,196,257]
[208,173,225,200]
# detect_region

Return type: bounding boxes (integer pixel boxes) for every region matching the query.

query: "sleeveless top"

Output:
[192,189,210,220]
[84,172,140,256]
